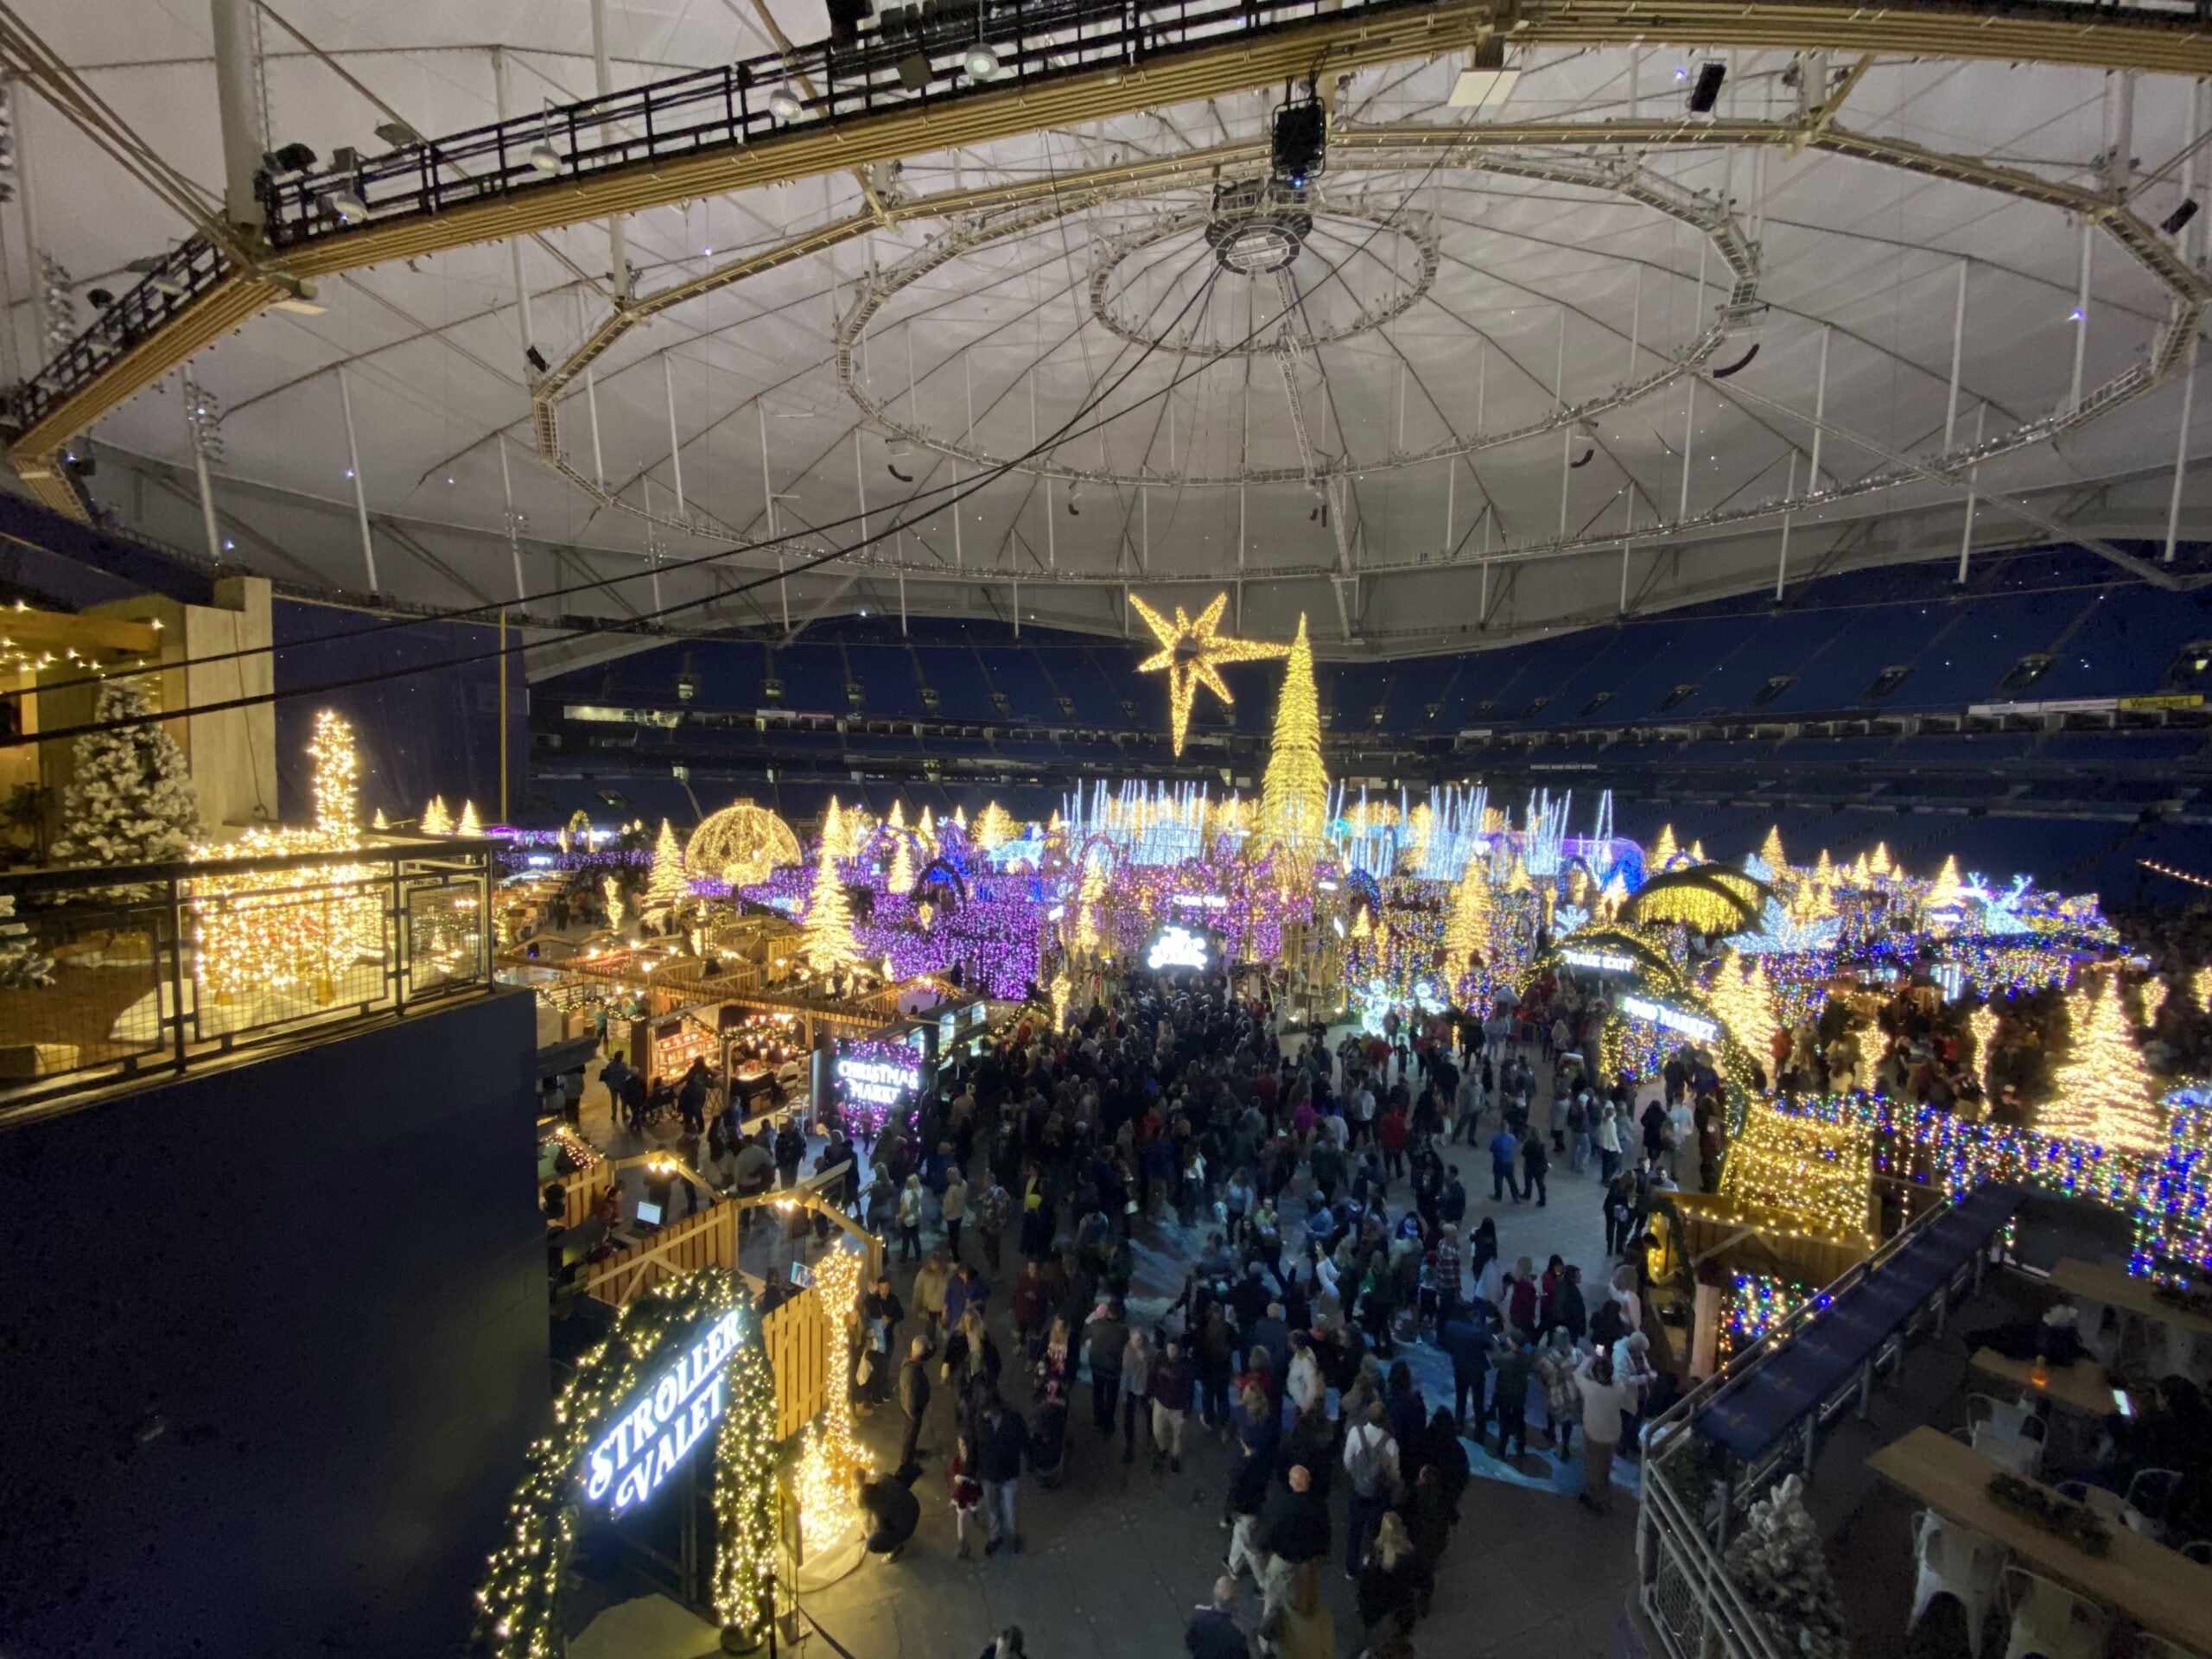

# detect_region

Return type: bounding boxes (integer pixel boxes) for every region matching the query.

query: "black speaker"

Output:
[827,0,872,47]
[1271,97,1326,187]
[1689,62,1726,114]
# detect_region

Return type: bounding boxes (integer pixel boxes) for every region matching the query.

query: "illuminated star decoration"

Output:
[1128,591,1288,755]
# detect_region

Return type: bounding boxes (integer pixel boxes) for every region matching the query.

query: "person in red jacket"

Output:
[1377,1103,1410,1182]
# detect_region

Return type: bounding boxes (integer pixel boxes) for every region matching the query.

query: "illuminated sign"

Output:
[585,1308,742,1510]
[1146,923,1211,972]
[1169,893,1230,911]
[835,1041,924,1108]
[1563,948,1637,974]
[1619,995,1719,1046]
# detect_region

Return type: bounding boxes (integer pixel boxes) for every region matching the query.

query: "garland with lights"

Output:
[471,1272,779,1656]
[791,1241,868,1556]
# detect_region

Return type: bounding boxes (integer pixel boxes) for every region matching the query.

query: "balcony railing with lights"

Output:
[0,836,495,1116]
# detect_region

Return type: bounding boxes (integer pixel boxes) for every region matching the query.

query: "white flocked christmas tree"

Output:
[1723,1475,1851,1659]
[0,895,54,988]
[51,679,202,875]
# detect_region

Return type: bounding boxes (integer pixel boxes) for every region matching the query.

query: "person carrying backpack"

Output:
[1340,1402,1400,1580]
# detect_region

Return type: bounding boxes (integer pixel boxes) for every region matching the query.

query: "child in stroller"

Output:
[1027,1395,1070,1489]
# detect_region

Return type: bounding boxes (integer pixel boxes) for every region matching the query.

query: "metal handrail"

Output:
[1641,1438,1793,1659]
[0,832,494,896]
[252,0,1322,242]
[1637,1185,2004,1659]
[1642,1180,1980,1465]
[0,836,498,1116]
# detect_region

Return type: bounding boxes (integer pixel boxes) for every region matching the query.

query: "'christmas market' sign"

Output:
[833,1038,924,1109]
[585,1307,744,1511]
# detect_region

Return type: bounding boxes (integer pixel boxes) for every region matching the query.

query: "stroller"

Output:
[1027,1397,1070,1489]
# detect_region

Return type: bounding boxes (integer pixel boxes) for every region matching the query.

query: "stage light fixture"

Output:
[374,120,423,149]
[767,86,805,120]
[964,43,1001,80]
[895,53,931,92]
[329,188,368,224]
[270,142,317,173]
[1688,62,1726,114]
[527,140,561,174]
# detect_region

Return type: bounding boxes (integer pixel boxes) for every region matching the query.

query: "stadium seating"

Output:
[526,544,2211,894]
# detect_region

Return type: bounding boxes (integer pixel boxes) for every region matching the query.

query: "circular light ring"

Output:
[537,121,2204,582]
[835,152,1754,489]
[1085,196,1436,354]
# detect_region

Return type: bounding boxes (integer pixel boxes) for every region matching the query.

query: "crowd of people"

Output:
[810,962,1675,1657]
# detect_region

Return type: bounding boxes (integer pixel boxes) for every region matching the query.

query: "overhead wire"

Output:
[22,73,1491,748]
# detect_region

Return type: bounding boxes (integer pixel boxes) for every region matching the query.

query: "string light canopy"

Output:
[1624,864,1770,936]
[1128,590,1288,755]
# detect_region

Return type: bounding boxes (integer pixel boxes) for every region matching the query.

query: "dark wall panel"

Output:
[274,599,525,826]
[0,991,547,1659]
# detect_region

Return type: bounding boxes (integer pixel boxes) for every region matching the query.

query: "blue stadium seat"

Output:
[845,643,925,717]
[2031,587,2212,701]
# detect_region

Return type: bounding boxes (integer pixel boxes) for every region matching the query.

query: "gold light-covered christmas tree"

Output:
[421,796,453,836]
[973,800,1014,853]
[1256,614,1328,853]
[887,834,914,897]
[1708,948,1781,1053]
[191,711,380,1007]
[1758,824,1787,875]
[1441,852,1493,988]
[1927,855,1965,910]
[644,818,688,919]
[798,836,861,976]
[2039,976,2167,1156]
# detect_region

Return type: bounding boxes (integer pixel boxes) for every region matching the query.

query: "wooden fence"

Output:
[579,1199,740,1306]
[556,1162,615,1230]
[762,1287,839,1440]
